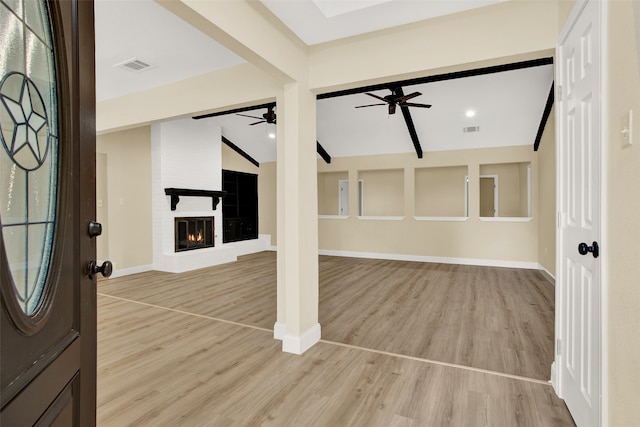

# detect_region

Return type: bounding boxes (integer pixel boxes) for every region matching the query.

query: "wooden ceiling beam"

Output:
[534,82,554,152]
[222,135,260,167]
[316,141,331,164]
[396,87,423,159]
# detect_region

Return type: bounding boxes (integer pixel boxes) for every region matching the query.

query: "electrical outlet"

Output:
[622,109,633,147]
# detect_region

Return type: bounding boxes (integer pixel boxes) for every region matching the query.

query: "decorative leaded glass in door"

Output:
[0,0,58,316]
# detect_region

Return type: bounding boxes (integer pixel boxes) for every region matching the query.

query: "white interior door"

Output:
[339,179,348,215]
[556,1,603,425]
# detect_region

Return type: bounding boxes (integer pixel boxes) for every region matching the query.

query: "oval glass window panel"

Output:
[0,0,58,316]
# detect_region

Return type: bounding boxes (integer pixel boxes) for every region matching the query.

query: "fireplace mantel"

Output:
[164,188,226,211]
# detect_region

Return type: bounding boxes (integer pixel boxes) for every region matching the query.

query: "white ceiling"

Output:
[95,0,553,163]
[201,64,553,163]
[94,0,245,102]
[317,65,554,157]
[261,0,504,45]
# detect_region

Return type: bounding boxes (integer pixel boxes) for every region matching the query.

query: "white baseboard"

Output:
[228,234,271,256]
[550,361,560,397]
[154,248,238,273]
[109,237,274,278]
[538,265,556,285]
[282,323,321,355]
[317,249,540,270]
[273,322,286,340]
[109,264,153,278]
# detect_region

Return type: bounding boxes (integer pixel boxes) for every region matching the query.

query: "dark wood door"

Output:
[1,0,97,425]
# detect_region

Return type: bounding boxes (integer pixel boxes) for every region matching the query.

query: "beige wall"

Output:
[317,146,540,263]
[607,1,640,424]
[309,1,561,93]
[358,169,404,216]
[96,126,153,270]
[97,64,281,133]
[317,171,347,215]
[479,162,530,217]
[415,166,468,217]
[537,106,556,275]
[96,153,109,261]
[221,144,277,245]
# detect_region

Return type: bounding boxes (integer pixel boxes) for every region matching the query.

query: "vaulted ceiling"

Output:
[95,0,553,164]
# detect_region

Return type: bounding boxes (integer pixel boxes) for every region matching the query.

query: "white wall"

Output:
[150,117,235,272]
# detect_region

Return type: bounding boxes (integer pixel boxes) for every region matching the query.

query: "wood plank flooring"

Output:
[100,251,555,380]
[97,294,574,426]
[319,256,555,381]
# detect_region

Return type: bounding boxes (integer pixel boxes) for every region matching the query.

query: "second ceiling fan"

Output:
[355,87,431,115]
[237,105,276,125]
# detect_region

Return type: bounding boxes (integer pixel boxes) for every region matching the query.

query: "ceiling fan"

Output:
[355,88,432,115]
[237,105,276,125]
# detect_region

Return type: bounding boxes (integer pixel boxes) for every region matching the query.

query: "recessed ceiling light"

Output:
[268,132,276,139]
[465,110,476,118]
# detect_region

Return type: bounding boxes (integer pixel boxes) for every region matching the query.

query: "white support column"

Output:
[275,82,320,354]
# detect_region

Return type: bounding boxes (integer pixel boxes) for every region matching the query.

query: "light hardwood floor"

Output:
[98,252,574,426]
[319,256,555,380]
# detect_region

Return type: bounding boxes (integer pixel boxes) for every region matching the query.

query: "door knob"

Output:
[88,260,113,279]
[578,241,599,258]
[88,221,102,238]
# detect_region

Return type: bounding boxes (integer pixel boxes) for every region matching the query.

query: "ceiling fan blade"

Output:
[237,113,263,120]
[355,103,386,108]
[397,91,422,103]
[249,120,266,125]
[364,92,387,102]
[389,103,396,115]
[402,102,432,108]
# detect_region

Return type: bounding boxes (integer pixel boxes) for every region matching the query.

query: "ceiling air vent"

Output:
[114,57,152,72]
[463,126,480,133]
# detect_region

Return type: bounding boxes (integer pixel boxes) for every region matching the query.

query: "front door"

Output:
[1,0,97,425]
[556,0,603,425]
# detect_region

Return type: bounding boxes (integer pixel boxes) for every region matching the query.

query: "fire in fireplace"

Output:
[174,217,214,252]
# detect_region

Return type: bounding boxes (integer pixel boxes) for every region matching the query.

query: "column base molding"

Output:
[273,322,286,340]
[282,323,321,355]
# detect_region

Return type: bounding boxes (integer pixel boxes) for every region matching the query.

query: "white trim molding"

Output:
[357,216,405,221]
[479,217,533,222]
[273,322,286,340]
[282,323,321,355]
[318,215,349,220]
[550,361,558,395]
[109,264,153,279]
[317,249,540,270]
[538,265,556,286]
[413,216,469,222]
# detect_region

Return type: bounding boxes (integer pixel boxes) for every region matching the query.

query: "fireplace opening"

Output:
[174,217,214,252]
